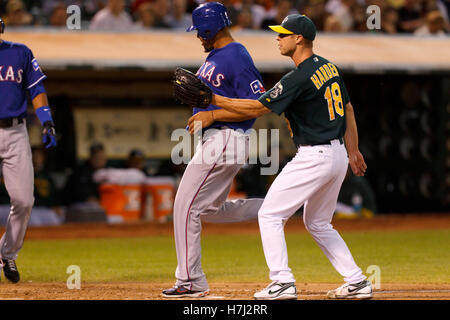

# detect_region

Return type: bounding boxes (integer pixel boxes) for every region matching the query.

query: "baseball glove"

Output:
[173,67,212,108]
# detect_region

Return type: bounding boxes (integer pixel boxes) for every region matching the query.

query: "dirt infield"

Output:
[0,282,448,300]
[13,213,450,240]
[0,214,448,300]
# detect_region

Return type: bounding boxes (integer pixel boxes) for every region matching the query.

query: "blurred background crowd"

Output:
[0,0,449,35]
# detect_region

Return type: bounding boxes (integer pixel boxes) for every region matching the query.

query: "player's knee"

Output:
[304,221,332,234]
[258,208,281,224]
[11,195,34,213]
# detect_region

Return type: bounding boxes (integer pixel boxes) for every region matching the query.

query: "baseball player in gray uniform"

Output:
[162,3,266,298]
[0,17,57,283]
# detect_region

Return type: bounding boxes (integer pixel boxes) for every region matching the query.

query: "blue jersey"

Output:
[0,41,47,119]
[194,42,265,132]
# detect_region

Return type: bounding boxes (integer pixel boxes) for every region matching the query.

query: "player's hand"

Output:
[188,111,214,134]
[42,121,57,149]
[348,151,367,176]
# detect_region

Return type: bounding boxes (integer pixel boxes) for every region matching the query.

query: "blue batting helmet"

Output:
[0,17,4,34]
[186,2,232,40]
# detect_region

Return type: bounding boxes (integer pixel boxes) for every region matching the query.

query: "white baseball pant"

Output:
[258,139,366,284]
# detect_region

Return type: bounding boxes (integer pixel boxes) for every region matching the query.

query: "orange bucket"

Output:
[99,184,143,221]
[142,177,176,222]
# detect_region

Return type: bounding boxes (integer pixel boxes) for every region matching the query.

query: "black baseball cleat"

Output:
[2,259,20,283]
[162,286,209,298]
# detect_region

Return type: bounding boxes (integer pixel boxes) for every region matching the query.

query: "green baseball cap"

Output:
[269,14,317,41]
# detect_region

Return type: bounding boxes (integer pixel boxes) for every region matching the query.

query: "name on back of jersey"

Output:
[310,63,340,90]
[0,66,23,83]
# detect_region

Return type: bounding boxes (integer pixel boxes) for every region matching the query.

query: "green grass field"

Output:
[18,229,450,284]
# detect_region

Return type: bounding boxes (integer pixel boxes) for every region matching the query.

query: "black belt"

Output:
[297,137,343,148]
[0,117,24,128]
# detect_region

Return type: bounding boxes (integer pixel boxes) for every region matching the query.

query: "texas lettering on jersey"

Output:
[197,61,265,95]
[0,66,24,83]
[196,61,224,88]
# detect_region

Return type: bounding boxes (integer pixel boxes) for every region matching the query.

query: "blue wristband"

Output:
[36,106,54,126]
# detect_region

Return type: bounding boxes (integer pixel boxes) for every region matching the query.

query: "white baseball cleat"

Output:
[327,280,373,299]
[254,281,298,300]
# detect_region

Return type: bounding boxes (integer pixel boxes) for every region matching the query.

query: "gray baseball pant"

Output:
[0,122,34,260]
[173,128,263,291]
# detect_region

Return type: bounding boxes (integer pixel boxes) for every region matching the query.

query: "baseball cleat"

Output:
[327,279,372,299]
[161,286,209,298]
[1,259,20,283]
[254,281,298,300]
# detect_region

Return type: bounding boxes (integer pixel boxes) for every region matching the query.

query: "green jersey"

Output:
[259,54,350,146]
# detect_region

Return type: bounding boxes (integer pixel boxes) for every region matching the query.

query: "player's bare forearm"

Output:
[32,93,49,110]
[344,102,359,154]
[344,102,367,176]
[212,108,255,122]
[212,94,271,118]
[188,108,256,134]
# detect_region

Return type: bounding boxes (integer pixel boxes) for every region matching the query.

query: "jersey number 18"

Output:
[324,82,344,121]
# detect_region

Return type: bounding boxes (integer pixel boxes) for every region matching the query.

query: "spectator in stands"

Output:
[260,0,297,30]
[381,6,400,34]
[414,10,448,35]
[89,0,134,31]
[397,0,424,33]
[231,5,254,31]
[134,0,156,29]
[424,0,449,22]
[352,4,368,32]
[4,0,33,26]
[325,0,359,32]
[150,0,171,28]
[302,0,327,31]
[323,14,345,32]
[49,2,68,27]
[63,143,107,205]
[125,149,151,176]
[166,0,192,30]
[236,0,268,29]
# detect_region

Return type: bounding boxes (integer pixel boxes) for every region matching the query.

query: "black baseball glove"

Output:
[173,67,212,108]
